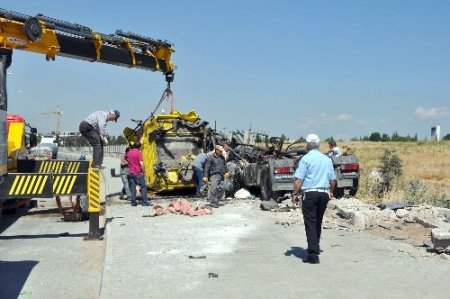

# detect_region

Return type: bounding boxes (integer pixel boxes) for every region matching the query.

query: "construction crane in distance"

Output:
[42,104,63,137]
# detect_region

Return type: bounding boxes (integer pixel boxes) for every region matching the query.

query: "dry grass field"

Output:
[327,141,450,207]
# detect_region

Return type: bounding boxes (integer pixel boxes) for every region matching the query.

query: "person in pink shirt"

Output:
[125,142,151,206]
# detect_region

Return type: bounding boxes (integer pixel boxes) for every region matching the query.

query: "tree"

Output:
[379,149,403,194]
[116,135,128,144]
[369,132,382,142]
[442,134,450,141]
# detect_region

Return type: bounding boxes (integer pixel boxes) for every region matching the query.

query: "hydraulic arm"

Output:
[0,8,175,78]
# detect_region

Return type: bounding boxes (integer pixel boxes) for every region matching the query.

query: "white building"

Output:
[431,125,441,141]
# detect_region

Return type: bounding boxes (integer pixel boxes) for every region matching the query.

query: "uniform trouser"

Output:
[302,191,329,255]
[193,166,204,195]
[79,121,103,167]
[208,173,224,204]
[120,167,131,197]
[128,173,150,204]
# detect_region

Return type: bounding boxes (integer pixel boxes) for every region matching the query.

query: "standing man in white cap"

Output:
[79,110,120,168]
[203,144,227,208]
[292,133,336,264]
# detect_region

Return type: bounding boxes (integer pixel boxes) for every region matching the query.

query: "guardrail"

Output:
[60,145,128,158]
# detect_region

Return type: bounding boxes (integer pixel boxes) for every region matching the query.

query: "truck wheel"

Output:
[260,169,273,201]
[273,191,285,203]
[349,180,359,197]
[333,188,344,199]
[349,188,358,197]
[232,172,242,194]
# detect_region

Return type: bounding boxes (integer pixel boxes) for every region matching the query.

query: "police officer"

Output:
[292,133,336,264]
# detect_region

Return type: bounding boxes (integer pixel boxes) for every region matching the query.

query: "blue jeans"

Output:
[193,166,204,195]
[120,167,131,198]
[128,173,149,205]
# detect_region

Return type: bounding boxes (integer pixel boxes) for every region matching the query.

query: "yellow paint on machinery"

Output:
[124,110,206,193]
[7,114,26,171]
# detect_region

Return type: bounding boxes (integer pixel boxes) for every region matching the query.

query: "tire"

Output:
[349,179,359,197]
[259,168,273,201]
[273,191,285,203]
[231,171,242,196]
[333,188,344,199]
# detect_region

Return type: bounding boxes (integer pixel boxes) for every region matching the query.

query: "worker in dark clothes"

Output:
[203,145,227,208]
[79,110,119,168]
[292,133,336,264]
[192,152,208,196]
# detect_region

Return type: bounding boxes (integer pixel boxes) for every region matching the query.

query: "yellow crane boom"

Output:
[0,8,175,77]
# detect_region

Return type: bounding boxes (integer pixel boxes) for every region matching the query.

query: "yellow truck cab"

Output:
[124,109,213,193]
[6,113,27,171]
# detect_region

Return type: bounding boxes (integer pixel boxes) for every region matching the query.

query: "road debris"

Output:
[189,255,206,259]
[143,198,212,217]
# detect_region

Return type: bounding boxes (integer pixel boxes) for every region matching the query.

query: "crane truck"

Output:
[0,8,175,216]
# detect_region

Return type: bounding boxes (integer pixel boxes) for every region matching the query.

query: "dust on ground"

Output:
[367,223,432,247]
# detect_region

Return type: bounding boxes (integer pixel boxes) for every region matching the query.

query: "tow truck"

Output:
[0,8,175,231]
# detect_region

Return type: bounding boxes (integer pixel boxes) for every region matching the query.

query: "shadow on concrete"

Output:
[0,232,87,240]
[105,216,124,224]
[0,260,38,299]
[284,246,308,260]
[20,208,62,217]
[0,208,30,234]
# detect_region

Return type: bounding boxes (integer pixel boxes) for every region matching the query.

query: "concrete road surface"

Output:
[1,151,449,298]
[100,197,450,299]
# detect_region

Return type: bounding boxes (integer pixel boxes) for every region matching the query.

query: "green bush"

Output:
[379,149,403,194]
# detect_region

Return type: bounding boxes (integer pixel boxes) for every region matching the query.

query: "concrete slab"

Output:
[0,199,105,299]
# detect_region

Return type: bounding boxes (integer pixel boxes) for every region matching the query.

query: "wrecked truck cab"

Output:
[226,137,360,201]
[331,155,360,198]
[124,110,212,193]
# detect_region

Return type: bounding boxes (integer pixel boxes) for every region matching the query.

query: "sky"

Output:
[3,0,450,141]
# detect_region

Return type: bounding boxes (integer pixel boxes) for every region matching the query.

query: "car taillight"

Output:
[274,167,294,174]
[342,163,359,171]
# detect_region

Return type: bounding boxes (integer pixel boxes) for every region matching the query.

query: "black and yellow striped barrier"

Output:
[0,172,89,198]
[3,174,53,198]
[17,159,90,174]
[88,168,101,213]
[1,159,104,240]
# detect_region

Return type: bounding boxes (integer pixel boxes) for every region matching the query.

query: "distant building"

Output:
[431,125,441,141]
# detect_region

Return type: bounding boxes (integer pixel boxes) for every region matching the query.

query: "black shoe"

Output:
[303,254,320,264]
[142,202,152,206]
[210,203,219,208]
[131,201,137,206]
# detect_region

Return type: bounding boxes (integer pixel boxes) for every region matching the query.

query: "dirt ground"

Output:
[264,201,435,252]
[367,223,432,247]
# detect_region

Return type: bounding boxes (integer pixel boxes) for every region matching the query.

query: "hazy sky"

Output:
[3,0,450,140]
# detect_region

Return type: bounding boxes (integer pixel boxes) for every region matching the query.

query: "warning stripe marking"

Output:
[8,175,49,195]
[88,168,101,212]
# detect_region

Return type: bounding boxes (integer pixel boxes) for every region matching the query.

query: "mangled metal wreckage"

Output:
[225,136,360,200]
[123,109,217,193]
[123,110,359,200]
